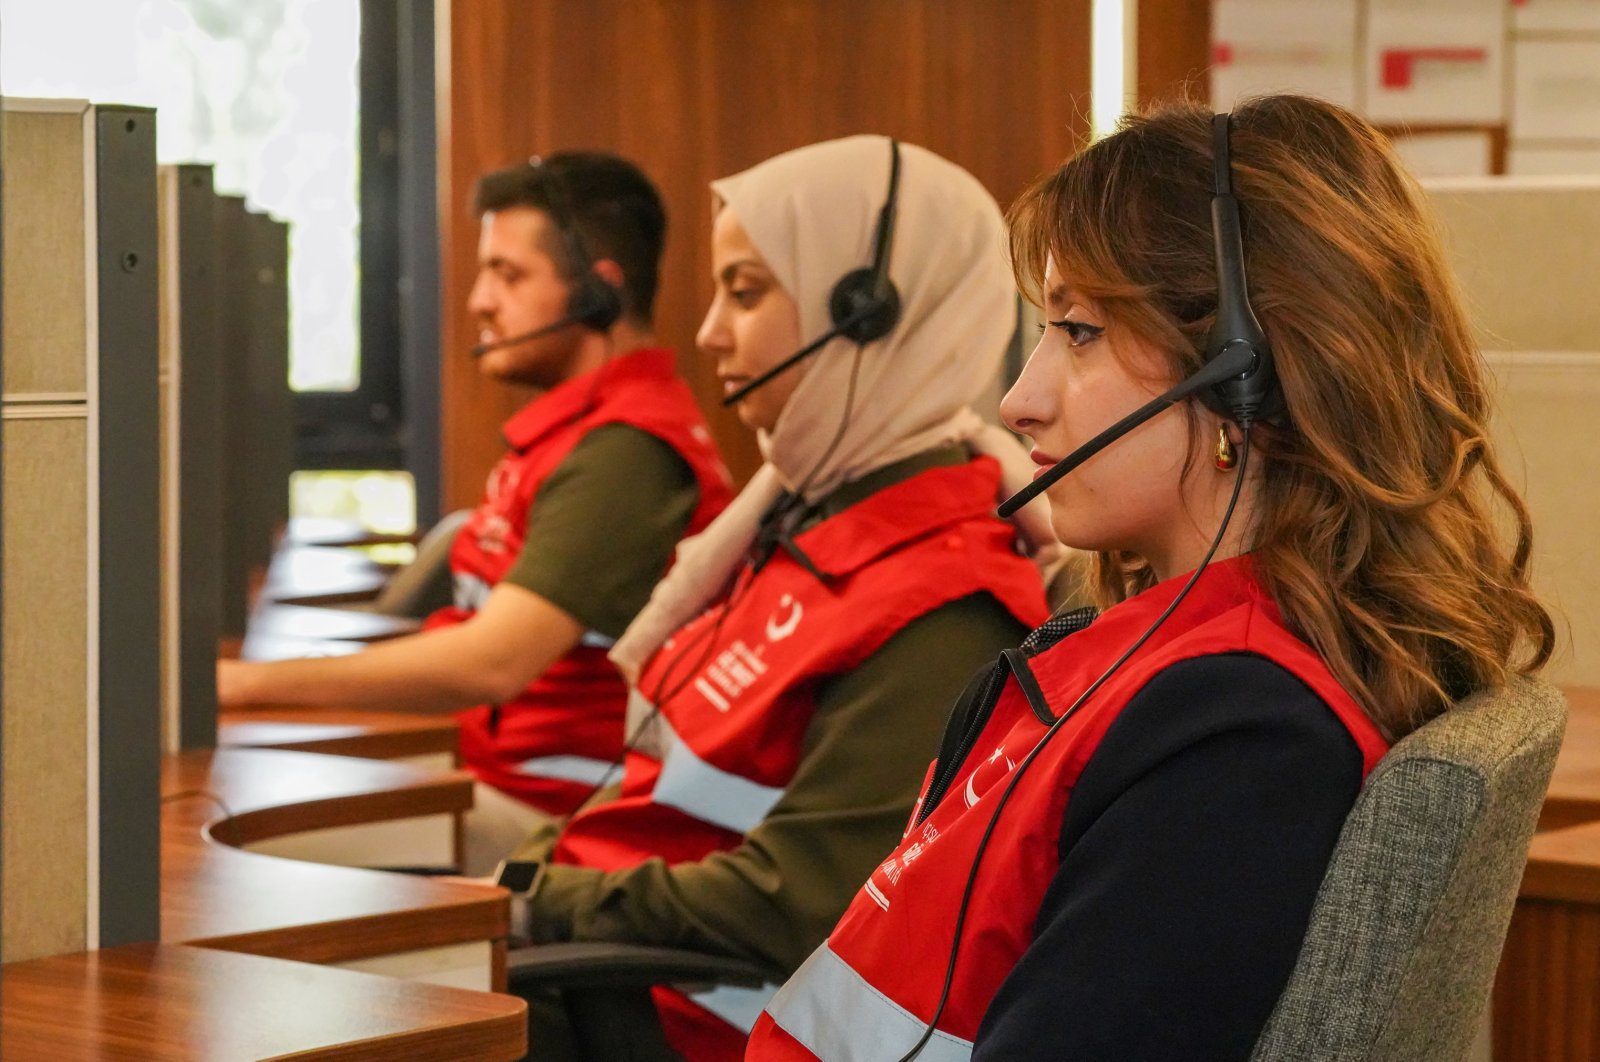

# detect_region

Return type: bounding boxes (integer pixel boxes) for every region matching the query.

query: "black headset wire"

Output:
[580,342,867,794]
[571,335,870,798]
[583,566,756,797]
[790,339,868,501]
[895,421,1254,1062]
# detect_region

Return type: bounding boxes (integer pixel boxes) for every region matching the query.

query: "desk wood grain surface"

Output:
[285,516,419,549]
[1,943,525,1061]
[218,707,458,762]
[259,545,391,607]
[161,748,504,964]
[243,604,420,645]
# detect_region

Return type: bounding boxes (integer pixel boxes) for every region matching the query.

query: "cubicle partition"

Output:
[157,164,224,751]
[1426,178,1600,690]
[215,196,292,640]
[0,98,162,961]
[1426,179,1600,1061]
[244,209,294,586]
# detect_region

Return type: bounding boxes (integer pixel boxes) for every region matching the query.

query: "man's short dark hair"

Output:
[473,152,667,324]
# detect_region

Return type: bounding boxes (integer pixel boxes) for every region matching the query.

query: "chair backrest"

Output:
[1250,676,1567,1062]
[365,509,472,619]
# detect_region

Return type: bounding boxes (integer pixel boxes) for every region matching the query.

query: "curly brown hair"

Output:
[1007,94,1554,740]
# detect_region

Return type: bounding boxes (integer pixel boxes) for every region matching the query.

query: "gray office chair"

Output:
[507,679,1566,1062]
[359,508,472,619]
[1250,676,1566,1061]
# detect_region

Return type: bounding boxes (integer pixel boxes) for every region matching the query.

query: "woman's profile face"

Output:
[697,208,806,434]
[1001,257,1234,579]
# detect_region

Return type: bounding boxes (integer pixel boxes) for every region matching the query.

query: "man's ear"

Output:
[592,258,625,289]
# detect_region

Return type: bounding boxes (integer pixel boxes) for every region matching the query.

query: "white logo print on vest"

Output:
[963,744,1016,808]
[864,820,941,912]
[766,593,803,641]
[693,641,769,712]
[690,594,807,712]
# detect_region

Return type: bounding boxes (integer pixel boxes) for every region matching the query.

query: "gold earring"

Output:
[1214,423,1237,472]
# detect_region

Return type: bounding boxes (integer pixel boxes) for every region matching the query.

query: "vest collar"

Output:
[501,347,678,453]
[788,455,1006,578]
[1034,554,1267,671]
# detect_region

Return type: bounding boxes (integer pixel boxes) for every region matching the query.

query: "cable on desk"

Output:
[161,788,242,847]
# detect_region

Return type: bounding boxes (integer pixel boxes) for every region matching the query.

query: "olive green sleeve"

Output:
[523,592,1030,973]
[503,424,699,640]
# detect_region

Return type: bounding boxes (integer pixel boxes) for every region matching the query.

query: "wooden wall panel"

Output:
[1138,0,1213,107]
[439,0,1092,508]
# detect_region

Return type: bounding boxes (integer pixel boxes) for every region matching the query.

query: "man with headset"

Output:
[218,153,733,872]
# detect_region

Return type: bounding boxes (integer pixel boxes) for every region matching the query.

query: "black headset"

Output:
[1200,112,1280,424]
[997,112,1280,517]
[536,156,626,332]
[469,156,624,358]
[721,138,904,406]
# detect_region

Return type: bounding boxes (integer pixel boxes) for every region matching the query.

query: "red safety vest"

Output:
[747,556,1391,1061]
[551,456,1050,1062]
[426,347,732,814]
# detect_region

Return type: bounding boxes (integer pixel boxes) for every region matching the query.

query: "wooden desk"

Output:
[219,707,459,764]
[3,734,521,1059]
[260,544,392,608]
[1,943,525,1060]
[236,632,368,662]
[1493,687,1600,1061]
[217,709,463,867]
[162,748,501,986]
[286,516,419,549]
[1539,685,1600,831]
[244,603,420,645]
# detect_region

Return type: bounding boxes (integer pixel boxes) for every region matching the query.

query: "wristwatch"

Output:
[493,859,544,942]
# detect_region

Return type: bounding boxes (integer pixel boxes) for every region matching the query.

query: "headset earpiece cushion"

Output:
[567,274,625,332]
[828,267,902,344]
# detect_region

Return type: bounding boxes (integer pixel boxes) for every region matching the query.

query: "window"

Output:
[1,0,361,392]
[2,0,440,530]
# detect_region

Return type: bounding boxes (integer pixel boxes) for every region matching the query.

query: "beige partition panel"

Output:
[1425,177,1600,351]
[2,98,161,962]
[1426,179,1600,684]
[0,412,91,958]
[2,99,97,962]
[1486,352,1600,687]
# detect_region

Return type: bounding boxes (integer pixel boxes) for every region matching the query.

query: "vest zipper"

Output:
[916,660,1006,826]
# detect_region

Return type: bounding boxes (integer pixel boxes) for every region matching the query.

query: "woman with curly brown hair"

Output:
[746,94,1554,1061]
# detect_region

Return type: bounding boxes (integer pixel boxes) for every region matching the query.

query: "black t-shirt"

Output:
[972,652,1364,1061]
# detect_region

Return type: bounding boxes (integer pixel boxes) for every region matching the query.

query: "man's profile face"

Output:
[466,206,582,388]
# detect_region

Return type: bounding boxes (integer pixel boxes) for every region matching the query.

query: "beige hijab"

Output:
[611,135,1063,681]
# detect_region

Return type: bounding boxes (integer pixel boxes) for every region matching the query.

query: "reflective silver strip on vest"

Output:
[511,754,616,786]
[580,629,616,649]
[686,982,781,1034]
[764,943,973,1062]
[652,716,786,835]
[453,572,492,611]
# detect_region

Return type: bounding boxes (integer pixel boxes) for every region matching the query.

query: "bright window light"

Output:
[0,0,361,393]
[1092,0,1137,139]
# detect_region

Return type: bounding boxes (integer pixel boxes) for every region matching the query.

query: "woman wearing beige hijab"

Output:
[501,136,1057,1061]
